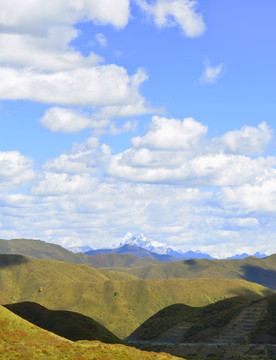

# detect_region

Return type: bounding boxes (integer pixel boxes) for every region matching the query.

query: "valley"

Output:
[0,238,275,359]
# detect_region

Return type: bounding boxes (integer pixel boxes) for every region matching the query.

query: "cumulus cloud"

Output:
[0,29,102,72]
[0,0,130,35]
[199,60,226,84]
[137,0,205,37]
[104,116,275,186]
[31,173,97,196]
[0,66,148,107]
[0,0,154,125]
[0,151,35,190]
[132,116,207,150]
[215,122,272,156]
[218,169,276,214]
[40,108,109,133]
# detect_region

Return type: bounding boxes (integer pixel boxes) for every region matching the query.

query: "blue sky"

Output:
[0,0,275,257]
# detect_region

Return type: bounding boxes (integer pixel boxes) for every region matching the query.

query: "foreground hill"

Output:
[0,254,273,338]
[0,238,160,268]
[127,296,276,344]
[0,305,181,360]
[115,254,276,289]
[4,301,122,344]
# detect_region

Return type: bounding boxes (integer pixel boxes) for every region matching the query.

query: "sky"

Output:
[0,0,275,258]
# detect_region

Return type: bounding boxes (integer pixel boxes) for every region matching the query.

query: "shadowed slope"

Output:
[0,305,181,360]
[4,301,122,344]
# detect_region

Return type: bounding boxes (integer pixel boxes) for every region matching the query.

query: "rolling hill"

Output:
[113,254,276,289]
[0,304,181,359]
[0,254,273,338]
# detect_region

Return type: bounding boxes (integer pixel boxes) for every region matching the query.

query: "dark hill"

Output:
[127,295,276,344]
[4,301,122,344]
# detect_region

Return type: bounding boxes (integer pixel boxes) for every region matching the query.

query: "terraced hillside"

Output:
[0,254,273,338]
[127,296,276,345]
[0,305,181,360]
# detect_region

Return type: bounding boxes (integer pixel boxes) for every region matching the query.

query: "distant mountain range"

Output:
[85,244,180,262]
[226,252,267,259]
[87,233,216,259]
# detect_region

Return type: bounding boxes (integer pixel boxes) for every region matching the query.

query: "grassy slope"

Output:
[0,254,273,338]
[4,301,122,344]
[0,238,160,268]
[0,305,181,360]
[114,254,276,289]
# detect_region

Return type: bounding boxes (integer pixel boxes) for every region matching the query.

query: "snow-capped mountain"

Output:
[120,233,170,255]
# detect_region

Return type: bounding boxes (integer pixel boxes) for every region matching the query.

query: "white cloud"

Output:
[40,108,109,133]
[42,137,100,175]
[0,66,148,107]
[0,0,130,35]
[199,60,225,84]
[0,29,102,72]
[0,151,35,190]
[132,116,207,150]
[218,169,276,214]
[95,33,107,47]
[137,0,205,37]
[31,173,97,196]
[216,122,272,156]
[104,117,275,186]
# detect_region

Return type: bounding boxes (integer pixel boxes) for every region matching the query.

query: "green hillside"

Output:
[0,254,273,338]
[0,238,160,268]
[4,301,122,344]
[0,305,181,360]
[114,254,276,289]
